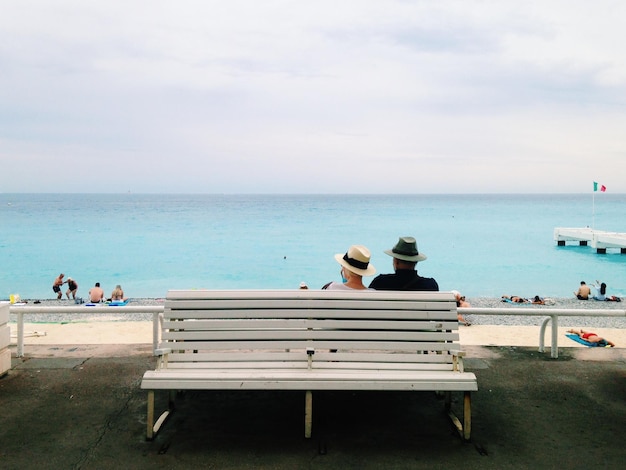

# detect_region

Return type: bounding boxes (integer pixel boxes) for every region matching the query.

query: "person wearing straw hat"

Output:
[368,236,438,291]
[322,244,376,290]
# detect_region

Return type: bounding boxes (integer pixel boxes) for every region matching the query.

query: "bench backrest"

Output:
[160,290,461,370]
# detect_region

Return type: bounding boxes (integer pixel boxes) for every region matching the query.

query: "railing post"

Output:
[539,317,550,353]
[538,316,559,358]
[153,311,161,355]
[551,315,559,359]
[17,312,24,358]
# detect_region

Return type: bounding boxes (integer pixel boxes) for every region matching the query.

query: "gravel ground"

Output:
[7,296,626,329]
[464,296,626,328]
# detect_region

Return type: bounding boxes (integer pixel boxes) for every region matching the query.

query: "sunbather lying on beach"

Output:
[567,329,615,347]
[502,295,528,303]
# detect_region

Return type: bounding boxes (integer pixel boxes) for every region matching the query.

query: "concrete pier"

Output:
[554,227,626,254]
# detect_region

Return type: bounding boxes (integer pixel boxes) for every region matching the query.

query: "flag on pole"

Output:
[593,181,606,192]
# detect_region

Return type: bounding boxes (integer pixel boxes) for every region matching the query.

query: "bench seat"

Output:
[141,290,478,441]
[142,368,478,390]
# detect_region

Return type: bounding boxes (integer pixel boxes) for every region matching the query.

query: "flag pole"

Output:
[592,191,595,229]
[591,181,597,229]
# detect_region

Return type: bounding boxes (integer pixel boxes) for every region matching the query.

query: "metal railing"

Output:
[10,305,164,357]
[463,307,626,358]
[9,305,626,359]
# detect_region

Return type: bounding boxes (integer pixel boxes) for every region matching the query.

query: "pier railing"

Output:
[9,305,165,357]
[8,304,626,359]
[463,307,626,358]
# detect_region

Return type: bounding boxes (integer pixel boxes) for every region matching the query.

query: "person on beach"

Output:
[52,273,65,299]
[502,295,528,303]
[591,280,606,301]
[532,295,545,305]
[322,245,376,290]
[89,282,105,303]
[567,329,615,347]
[368,236,438,291]
[299,282,309,290]
[452,290,471,308]
[451,290,471,326]
[111,284,126,301]
[65,277,78,300]
[574,281,591,300]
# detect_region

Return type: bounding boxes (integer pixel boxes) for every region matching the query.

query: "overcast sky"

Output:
[2,1,625,193]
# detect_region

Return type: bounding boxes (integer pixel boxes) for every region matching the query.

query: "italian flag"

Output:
[593,181,606,192]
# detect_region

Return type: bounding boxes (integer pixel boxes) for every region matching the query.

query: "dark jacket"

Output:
[368,269,439,291]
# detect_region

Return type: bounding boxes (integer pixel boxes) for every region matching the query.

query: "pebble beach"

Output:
[8,295,626,329]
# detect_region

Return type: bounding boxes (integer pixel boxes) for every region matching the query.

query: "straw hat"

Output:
[384,236,427,262]
[334,245,376,276]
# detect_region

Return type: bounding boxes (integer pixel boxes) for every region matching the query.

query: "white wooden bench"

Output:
[141,290,478,441]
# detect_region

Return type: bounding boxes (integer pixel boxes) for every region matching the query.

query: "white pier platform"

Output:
[554,227,626,254]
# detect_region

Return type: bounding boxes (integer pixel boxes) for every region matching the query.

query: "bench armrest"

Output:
[155,348,172,369]
[450,350,466,373]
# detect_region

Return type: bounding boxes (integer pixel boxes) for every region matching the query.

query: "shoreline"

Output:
[7,295,624,308]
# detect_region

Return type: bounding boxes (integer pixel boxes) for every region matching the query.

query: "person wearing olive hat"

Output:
[368,236,438,291]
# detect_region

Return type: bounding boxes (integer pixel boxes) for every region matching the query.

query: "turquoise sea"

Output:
[1,193,625,300]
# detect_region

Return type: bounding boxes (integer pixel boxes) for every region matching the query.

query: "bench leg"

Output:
[146,390,176,441]
[445,391,472,441]
[305,390,313,438]
[463,391,472,441]
[147,391,155,440]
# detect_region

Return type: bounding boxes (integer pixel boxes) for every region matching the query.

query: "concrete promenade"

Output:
[1,323,625,469]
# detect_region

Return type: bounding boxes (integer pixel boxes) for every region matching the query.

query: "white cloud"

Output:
[1,1,625,193]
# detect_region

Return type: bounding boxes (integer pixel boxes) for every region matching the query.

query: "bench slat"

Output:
[165,351,455,364]
[164,309,457,320]
[165,290,454,301]
[162,330,460,342]
[142,369,478,391]
[157,339,461,351]
[161,318,459,330]
[158,362,457,371]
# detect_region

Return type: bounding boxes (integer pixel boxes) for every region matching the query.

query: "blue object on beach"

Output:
[109,300,130,306]
[566,334,606,347]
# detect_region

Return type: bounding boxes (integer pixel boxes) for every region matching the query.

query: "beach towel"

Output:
[85,300,130,306]
[566,334,609,347]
